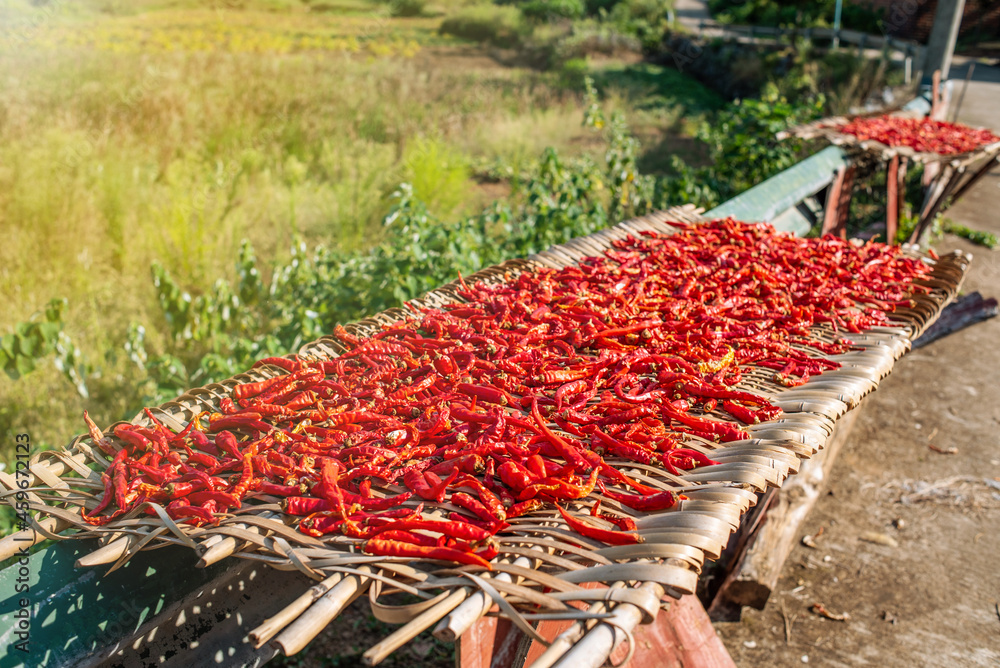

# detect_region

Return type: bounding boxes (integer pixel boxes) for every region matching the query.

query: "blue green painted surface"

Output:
[0,540,228,668]
[705,145,848,231]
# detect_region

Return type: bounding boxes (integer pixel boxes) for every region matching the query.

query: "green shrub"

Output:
[439,6,525,48]
[521,0,586,22]
[387,0,425,17]
[607,0,672,48]
[584,0,622,16]
[558,58,590,88]
[709,0,883,33]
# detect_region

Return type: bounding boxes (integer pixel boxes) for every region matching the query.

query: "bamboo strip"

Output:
[433,556,533,642]
[362,588,469,666]
[272,567,373,656]
[0,518,66,560]
[551,581,665,668]
[75,535,133,567]
[528,582,628,668]
[250,572,345,647]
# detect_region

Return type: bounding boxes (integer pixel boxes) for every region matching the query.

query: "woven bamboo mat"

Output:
[780,114,1000,165]
[7,205,971,665]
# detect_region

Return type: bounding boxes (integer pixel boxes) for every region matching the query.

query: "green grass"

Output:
[0,0,721,463]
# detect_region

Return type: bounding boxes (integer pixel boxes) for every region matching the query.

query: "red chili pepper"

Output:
[506,499,544,518]
[188,490,241,511]
[363,538,492,570]
[168,505,216,525]
[369,518,491,544]
[597,481,683,512]
[557,506,642,545]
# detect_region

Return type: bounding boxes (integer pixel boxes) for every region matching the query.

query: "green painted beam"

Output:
[0,540,229,668]
[705,145,848,231]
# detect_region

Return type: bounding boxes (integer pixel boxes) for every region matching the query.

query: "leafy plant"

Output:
[0,299,89,398]
[942,219,998,249]
[694,83,824,201]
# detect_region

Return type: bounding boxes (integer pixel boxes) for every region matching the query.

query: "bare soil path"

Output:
[713,62,1000,667]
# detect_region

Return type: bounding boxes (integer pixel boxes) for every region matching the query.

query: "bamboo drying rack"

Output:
[781,114,1000,245]
[0,205,971,667]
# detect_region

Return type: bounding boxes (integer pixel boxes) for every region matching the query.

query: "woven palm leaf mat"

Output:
[9,205,971,666]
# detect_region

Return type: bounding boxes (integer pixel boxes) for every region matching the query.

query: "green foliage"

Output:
[0,299,89,398]
[438,6,526,47]
[607,0,673,48]
[708,0,883,33]
[555,21,641,60]
[558,57,590,88]
[521,0,586,22]
[694,83,824,201]
[942,220,998,249]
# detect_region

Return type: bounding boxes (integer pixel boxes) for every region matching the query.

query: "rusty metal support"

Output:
[822,164,857,239]
[886,155,900,244]
[459,593,735,668]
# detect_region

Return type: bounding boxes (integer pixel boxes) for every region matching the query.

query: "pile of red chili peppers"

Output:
[79,218,933,568]
[836,115,999,155]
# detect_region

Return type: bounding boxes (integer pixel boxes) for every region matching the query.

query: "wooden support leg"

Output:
[612,595,736,668]
[931,69,942,120]
[947,154,999,205]
[458,617,529,668]
[886,155,900,245]
[910,162,958,245]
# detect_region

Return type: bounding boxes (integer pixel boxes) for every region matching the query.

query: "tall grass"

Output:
[0,1,723,456]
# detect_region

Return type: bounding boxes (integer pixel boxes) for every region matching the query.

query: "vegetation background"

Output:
[0,0,907,530]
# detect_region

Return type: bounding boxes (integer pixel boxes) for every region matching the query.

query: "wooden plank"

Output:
[821,165,848,235]
[623,595,736,668]
[708,409,862,617]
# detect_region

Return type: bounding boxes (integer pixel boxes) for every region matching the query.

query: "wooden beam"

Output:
[708,408,862,616]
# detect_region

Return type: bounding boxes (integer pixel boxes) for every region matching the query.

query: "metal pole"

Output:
[833,0,842,49]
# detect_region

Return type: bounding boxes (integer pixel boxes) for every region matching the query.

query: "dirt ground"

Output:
[713,60,1000,668]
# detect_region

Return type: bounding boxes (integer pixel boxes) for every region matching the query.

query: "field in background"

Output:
[0,0,721,460]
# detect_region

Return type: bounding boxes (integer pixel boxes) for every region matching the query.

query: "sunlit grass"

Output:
[0,0,722,456]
